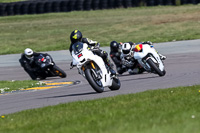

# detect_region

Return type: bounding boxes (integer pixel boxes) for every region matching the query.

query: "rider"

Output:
[122,41,166,60]
[69,30,116,76]
[19,48,51,80]
[109,41,126,74]
[121,41,166,74]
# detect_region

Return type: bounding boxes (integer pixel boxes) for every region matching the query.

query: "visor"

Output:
[122,49,130,55]
[25,54,33,59]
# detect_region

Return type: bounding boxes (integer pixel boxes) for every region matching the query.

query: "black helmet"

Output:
[70,30,82,43]
[110,41,119,51]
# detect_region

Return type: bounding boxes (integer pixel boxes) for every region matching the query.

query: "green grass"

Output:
[0,5,200,55]
[0,0,25,3]
[0,80,45,93]
[0,85,200,133]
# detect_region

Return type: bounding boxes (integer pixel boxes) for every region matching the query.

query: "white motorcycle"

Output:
[71,42,121,93]
[133,43,166,76]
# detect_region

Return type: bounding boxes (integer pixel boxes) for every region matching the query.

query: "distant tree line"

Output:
[0,0,199,16]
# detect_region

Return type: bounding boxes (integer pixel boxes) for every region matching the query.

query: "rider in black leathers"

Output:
[69,30,116,76]
[109,41,126,74]
[19,48,52,80]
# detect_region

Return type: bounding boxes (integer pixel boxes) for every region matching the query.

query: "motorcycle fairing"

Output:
[72,43,113,87]
[134,44,165,72]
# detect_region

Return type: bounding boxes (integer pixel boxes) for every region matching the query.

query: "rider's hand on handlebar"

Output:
[94,43,100,49]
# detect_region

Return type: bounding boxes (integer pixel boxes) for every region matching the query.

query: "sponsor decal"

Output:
[135,44,143,52]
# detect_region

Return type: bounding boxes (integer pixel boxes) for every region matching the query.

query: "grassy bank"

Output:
[0,5,200,55]
[0,80,45,93]
[0,85,199,133]
[0,0,24,2]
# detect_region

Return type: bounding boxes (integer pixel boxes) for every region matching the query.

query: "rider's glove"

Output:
[94,42,100,49]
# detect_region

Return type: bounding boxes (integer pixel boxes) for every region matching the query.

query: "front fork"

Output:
[81,61,101,80]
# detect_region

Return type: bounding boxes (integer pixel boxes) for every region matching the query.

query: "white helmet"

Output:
[122,43,132,56]
[24,48,33,59]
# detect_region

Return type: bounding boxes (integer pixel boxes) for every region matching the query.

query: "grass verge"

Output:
[0,80,45,93]
[0,85,200,133]
[0,0,24,3]
[0,5,200,55]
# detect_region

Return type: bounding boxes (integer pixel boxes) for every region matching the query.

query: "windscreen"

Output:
[72,42,84,55]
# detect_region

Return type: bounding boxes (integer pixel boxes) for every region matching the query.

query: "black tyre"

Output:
[83,0,92,10]
[60,1,69,12]
[36,2,44,14]
[28,2,36,14]
[68,0,76,11]
[20,3,29,15]
[109,77,121,91]
[13,3,21,15]
[6,3,14,16]
[91,0,99,10]
[85,68,104,93]
[123,0,132,8]
[146,58,166,76]
[53,65,67,78]
[99,0,108,9]
[76,0,84,10]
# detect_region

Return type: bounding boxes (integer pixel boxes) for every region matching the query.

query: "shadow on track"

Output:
[119,75,159,82]
[38,90,110,99]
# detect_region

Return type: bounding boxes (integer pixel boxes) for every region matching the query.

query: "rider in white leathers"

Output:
[121,41,166,74]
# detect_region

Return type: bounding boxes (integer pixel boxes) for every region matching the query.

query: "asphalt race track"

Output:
[0,39,200,115]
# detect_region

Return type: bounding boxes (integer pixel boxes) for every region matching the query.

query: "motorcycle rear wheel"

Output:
[147,58,166,76]
[85,68,104,93]
[109,77,121,91]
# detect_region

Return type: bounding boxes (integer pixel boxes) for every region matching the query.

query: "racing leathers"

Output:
[19,52,52,80]
[121,41,166,74]
[120,46,144,75]
[110,44,126,74]
[70,38,116,76]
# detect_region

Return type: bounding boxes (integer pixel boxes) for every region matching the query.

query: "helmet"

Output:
[110,41,119,52]
[122,43,132,55]
[70,30,82,43]
[24,48,33,59]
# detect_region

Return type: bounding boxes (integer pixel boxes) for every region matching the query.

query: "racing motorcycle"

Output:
[33,54,66,79]
[133,43,166,76]
[71,42,121,93]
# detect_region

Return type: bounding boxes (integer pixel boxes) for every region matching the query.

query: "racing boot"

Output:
[105,59,116,76]
[155,49,167,60]
[147,42,166,60]
[158,53,167,60]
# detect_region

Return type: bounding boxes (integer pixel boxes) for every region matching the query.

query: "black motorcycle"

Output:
[33,54,66,79]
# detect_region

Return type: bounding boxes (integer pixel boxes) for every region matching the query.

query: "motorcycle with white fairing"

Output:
[133,43,166,76]
[71,42,121,93]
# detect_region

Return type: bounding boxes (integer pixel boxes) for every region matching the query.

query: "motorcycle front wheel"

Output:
[146,58,166,76]
[53,65,67,78]
[85,68,104,93]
